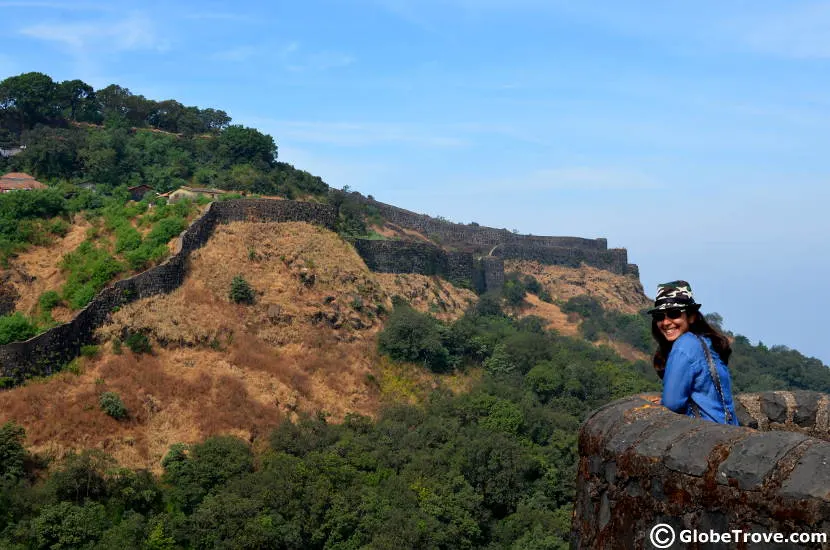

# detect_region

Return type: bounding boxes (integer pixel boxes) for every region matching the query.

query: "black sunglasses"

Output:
[651,308,685,322]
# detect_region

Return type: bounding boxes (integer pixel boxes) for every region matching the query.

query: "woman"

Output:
[649,280,738,425]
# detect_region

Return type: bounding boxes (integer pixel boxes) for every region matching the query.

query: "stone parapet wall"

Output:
[351,239,493,292]
[357,196,607,251]
[353,240,453,277]
[0,199,337,385]
[481,257,505,292]
[492,244,632,275]
[353,195,639,274]
[210,199,337,229]
[573,392,830,549]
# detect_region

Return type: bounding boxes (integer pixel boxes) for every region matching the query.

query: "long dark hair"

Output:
[651,310,731,379]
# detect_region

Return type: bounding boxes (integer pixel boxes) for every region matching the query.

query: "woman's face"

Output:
[656,309,695,342]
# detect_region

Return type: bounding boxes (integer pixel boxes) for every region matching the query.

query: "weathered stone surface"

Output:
[760,392,788,424]
[778,442,830,500]
[575,395,830,549]
[665,423,747,476]
[791,391,821,427]
[633,418,699,459]
[605,417,670,456]
[734,398,758,429]
[579,397,648,455]
[717,431,807,490]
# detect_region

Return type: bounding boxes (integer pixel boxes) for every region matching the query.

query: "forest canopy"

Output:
[0,72,327,199]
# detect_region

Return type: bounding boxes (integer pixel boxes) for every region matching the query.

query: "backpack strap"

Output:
[695,335,734,424]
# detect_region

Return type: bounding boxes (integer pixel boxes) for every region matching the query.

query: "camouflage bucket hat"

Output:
[647,280,701,313]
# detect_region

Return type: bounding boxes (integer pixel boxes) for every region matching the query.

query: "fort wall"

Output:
[0,199,337,384]
[573,391,830,549]
[0,195,637,384]
[358,196,607,251]
[354,195,638,275]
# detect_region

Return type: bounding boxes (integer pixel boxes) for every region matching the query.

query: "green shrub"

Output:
[503,280,526,306]
[99,391,128,420]
[60,240,124,309]
[378,304,451,372]
[114,224,142,253]
[229,275,254,304]
[0,312,38,345]
[80,344,100,358]
[47,218,70,237]
[38,290,61,311]
[125,332,151,354]
[146,216,187,246]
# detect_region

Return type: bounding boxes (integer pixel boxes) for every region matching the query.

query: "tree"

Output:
[163,436,254,513]
[378,304,451,372]
[20,125,84,179]
[56,79,97,122]
[0,72,58,131]
[0,422,26,481]
[199,108,231,132]
[217,125,277,169]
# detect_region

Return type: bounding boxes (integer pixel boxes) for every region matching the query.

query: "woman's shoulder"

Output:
[672,332,706,355]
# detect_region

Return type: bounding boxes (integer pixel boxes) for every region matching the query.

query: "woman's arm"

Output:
[661,346,695,413]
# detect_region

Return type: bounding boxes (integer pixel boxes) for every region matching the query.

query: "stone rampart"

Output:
[492,244,632,275]
[351,239,497,292]
[354,195,639,274]
[0,199,337,384]
[357,196,607,251]
[573,391,830,549]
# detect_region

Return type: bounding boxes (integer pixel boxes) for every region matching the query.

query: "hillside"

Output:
[2,71,829,549]
[0,221,478,470]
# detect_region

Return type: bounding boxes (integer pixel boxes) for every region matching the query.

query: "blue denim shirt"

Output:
[661,332,739,425]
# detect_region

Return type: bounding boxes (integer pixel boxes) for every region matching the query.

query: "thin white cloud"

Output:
[289,51,354,71]
[212,46,259,62]
[481,167,663,192]
[20,11,169,53]
[278,42,354,72]
[184,12,255,22]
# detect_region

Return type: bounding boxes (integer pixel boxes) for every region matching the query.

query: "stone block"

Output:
[717,431,807,490]
[778,441,830,500]
[760,392,788,424]
[734,399,758,429]
[633,418,699,459]
[665,423,747,476]
[791,391,821,427]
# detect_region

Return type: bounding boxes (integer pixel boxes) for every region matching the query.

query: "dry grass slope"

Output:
[506,260,651,314]
[0,221,477,471]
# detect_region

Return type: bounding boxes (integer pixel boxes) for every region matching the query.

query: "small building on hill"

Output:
[163,186,226,203]
[0,172,48,192]
[128,184,155,202]
[0,145,25,158]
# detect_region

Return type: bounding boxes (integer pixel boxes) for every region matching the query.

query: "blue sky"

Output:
[3,0,830,364]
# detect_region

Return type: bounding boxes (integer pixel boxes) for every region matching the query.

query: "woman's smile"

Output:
[659,314,690,342]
